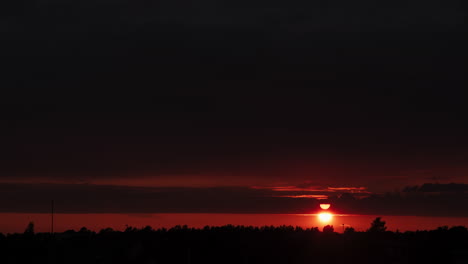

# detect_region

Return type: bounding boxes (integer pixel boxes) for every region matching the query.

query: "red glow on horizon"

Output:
[1,213,468,234]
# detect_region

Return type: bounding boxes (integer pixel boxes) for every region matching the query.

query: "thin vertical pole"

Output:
[51,200,54,234]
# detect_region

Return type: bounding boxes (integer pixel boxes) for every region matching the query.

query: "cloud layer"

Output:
[2,183,468,216]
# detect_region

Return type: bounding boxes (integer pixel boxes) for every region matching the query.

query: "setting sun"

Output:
[318,212,333,222]
[320,203,331,210]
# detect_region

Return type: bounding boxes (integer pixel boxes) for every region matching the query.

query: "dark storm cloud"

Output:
[1,183,468,216]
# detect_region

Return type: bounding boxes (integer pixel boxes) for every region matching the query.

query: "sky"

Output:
[0,0,467,219]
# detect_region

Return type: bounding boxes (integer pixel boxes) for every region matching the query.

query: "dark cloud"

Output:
[0,183,319,214]
[330,183,468,217]
[403,183,468,193]
[2,183,468,216]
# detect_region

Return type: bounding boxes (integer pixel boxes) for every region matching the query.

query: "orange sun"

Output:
[318,212,333,222]
[320,203,331,210]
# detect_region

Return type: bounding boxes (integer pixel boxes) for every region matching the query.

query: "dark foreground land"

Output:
[2,222,468,264]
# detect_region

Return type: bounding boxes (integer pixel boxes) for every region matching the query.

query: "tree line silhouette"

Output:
[1,218,467,264]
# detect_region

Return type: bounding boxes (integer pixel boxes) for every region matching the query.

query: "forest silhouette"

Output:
[1,218,468,264]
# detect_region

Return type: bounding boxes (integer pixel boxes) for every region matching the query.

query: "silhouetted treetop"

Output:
[24,222,34,235]
[323,225,334,233]
[344,227,355,235]
[367,217,387,233]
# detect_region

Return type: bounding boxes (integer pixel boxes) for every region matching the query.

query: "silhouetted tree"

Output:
[449,226,468,234]
[79,227,90,233]
[323,225,334,233]
[310,227,320,233]
[436,226,448,232]
[125,225,138,232]
[99,227,114,234]
[344,227,355,235]
[141,225,153,232]
[367,217,387,233]
[24,222,34,235]
[64,229,76,234]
